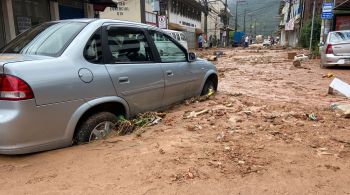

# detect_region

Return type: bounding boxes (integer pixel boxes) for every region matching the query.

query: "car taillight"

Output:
[326,44,333,54]
[0,74,34,101]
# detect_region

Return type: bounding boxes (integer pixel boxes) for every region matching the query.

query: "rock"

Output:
[293,59,301,68]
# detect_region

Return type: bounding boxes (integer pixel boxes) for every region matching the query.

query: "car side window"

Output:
[84,28,102,63]
[107,28,153,63]
[150,31,187,63]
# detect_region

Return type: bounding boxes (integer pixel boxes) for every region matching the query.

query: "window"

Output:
[330,31,350,43]
[84,29,102,63]
[1,22,86,57]
[150,31,186,63]
[107,28,153,63]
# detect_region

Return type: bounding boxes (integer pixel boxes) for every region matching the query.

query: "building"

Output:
[279,0,303,47]
[201,1,225,47]
[165,0,203,49]
[0,0,117,48]
[99,0,157,26]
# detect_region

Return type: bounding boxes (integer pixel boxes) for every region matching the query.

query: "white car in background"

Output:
[163,29,188,50]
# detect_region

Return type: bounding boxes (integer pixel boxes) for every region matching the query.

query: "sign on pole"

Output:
[158,16,167,29]
[321,2,334,20]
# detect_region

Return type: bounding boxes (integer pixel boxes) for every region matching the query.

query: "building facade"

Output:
[99,0,157,26]
[0,0,116,48]
[201,1,225,47]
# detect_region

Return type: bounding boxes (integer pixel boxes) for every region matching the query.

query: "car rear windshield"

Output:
[0,22,87,57]
[330,31,350,43]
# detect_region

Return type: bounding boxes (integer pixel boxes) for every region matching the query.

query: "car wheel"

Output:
[201,79,216,96]
[74,112,118,144]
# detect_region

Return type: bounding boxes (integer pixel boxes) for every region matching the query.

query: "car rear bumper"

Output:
[0,99,82,155]
[322,54,350,67]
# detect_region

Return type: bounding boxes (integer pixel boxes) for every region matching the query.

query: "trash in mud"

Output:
[116,112,166,135]
[322,72,335,78]
[294,54,309,61]
[331,104,350,118]
[183,109,209,119]
[329,78,350,98]
[306,113,318,121]
[213,50,224,57]
[207,56,218,61]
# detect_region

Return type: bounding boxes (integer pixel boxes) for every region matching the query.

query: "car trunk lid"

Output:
[332,42,350,56]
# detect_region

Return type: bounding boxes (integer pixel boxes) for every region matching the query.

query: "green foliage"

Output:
[299,17,322,50]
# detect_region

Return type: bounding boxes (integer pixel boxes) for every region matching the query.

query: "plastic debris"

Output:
[322,72,335,78]
[306,113,318,121]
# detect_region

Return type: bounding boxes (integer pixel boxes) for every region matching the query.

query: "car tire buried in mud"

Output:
[201,79,216,96]
[74,112,118,144]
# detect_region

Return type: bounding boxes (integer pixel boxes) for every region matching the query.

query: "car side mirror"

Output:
[188,52,197,62]
[319,42,325,47]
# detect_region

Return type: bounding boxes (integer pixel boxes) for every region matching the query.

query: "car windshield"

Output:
[330,31,350,43]
[0,22,87,57]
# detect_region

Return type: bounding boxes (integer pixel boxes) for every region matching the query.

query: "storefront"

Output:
[12,0,50,35]
[0,2,6,48]
[333,1,350,31]
[58,0,84,20]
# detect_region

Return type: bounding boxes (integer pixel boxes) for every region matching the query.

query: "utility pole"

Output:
[309,0,316,52]
[235,1,238,31]
[249,14,253,35]
[243,9,246,34]
[225,0,229,47]
[254,20,257,36]
[204,0,208,36]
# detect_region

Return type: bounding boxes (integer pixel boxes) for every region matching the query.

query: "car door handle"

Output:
[118,77,129,83]
[166,71,174,76]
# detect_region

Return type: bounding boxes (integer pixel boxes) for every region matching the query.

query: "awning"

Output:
[89,0,118,7]
[168,23,186,31]
[334,1,350,10]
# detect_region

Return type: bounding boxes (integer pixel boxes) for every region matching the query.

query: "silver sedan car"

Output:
[0,19,218,154]
[320,30,350,68]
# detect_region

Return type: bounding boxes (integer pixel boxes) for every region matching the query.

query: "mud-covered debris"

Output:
[213,50,224,57]
[329,78,350,98]
[306,113,318,121]
[293,59,302,68]
[183,109,209,119]
[207,56,218,61]
[322,72,335,78]
[116,112,166,135]
[294,54,309,61]
[331,104,350,118]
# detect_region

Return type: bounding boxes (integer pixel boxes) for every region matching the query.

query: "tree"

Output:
[299,17,321,50]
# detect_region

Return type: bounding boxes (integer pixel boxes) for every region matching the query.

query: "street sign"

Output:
[158,15,167,29]
[321,2,334,20]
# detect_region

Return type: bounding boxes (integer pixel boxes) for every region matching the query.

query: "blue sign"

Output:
[321,2,334,20]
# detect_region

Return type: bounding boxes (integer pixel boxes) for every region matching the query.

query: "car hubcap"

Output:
[89,121,115,142]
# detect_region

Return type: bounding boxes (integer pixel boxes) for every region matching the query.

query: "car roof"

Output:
[53,18,161,31]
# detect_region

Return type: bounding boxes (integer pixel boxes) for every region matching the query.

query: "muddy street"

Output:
[1,48,350,195]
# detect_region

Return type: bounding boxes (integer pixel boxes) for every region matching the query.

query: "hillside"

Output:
[228,0,281,36]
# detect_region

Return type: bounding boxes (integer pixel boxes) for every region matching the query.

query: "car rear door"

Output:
[149,30,199,106]
[330,31,350,56]
[103,25,164,115]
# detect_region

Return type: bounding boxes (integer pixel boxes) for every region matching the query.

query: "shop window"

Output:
[12,0,50,35]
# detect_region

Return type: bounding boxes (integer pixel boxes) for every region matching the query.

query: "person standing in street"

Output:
[244,35,249,48]
[198,34,203,49]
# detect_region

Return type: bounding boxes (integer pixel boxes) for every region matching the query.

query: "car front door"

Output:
[103,26,164,115]
[149,30,199,106]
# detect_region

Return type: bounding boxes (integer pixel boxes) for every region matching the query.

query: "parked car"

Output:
[163,29,188,50]
[263,39,271,47]
[0,19,218,154]
[320,30,350,68]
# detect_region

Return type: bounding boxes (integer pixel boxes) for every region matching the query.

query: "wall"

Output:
[99,0,142,22]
